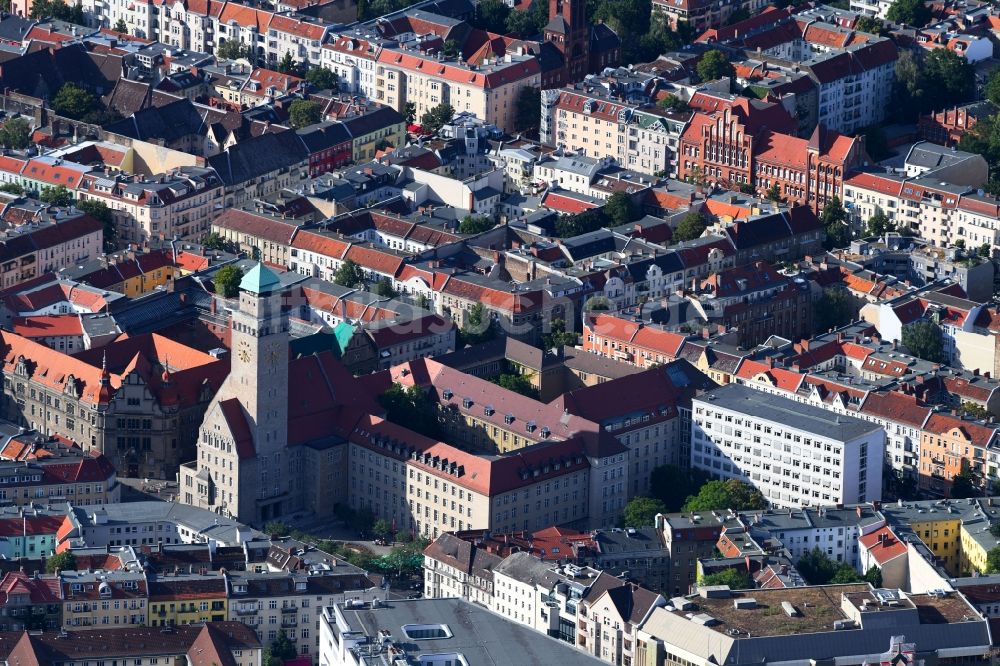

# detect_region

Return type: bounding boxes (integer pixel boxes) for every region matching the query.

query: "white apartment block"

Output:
[691,383,885,508]
[842,172,1000,249]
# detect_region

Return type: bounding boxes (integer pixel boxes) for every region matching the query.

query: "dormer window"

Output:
[462,398,472,408]
[504,414,514,425]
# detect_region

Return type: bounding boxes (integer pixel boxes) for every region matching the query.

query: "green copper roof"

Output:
[239,262,281,294]
[333,322,357,353]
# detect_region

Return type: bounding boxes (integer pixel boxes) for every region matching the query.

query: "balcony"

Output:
[234,606,257,616]
[280,616,297,628]
[280,606,297,613]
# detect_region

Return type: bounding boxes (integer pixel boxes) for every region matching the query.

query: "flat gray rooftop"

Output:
[696,383,882,442]
[339,598,604,665]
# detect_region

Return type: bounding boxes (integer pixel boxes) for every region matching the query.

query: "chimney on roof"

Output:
[856,505,863,518]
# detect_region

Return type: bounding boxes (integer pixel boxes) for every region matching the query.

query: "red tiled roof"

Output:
[859,391,931,427]
[12,315,82,338]
[541,191,599,214]
[859,526,907,564]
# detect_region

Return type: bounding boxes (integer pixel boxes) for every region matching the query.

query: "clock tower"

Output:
[229,262,291,520]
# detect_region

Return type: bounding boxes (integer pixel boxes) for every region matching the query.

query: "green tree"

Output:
[864,565,883,588]
[269,630,297,665]
[217,39,251,60]
[682,479,765,512]
[950,460,979,499]
[505,0,547,37]
[202,232,230,251]
[554,209,606,237]
[415,293,430,310]
[542,318,578,350]
[288,100,321,129]
[923,48,975,112]
[278,51,299,75]
[264,521,290,537]
[958,401,991,420]
[830,565,863,583]
[372,518,392,540]
[379,383,441,439]
[0,182,23,195]
[901,320,943,363]
[657,94,690,112]
[403,102,417,124]
[304,67,338,92]
[765,182,782,202]
[696,49,736,84]
[77,198,116,250]
[980,243,992,257]
[513,86,541,135]
[459,215,494,234]
[333,258,365,287]
[649,464,711,512]
[474,0,510,33]
[442,39,460,58]
[623,496,668,528]
[987,545,1000,573]
[421,103,454,134]
[700,568,752,589]
[113,18,128,33]
[797,547,840,584]
[0,117,31,149]
[603,191,638,226]
[821,196,851,249]
[886,0,931,27]
[51,82,97,120]
[45,550,76,573]
[458,301,494,346]
[990,522,1000,539]
[673,212,707,242]
[986,69,1000,107]
[855,15,885,34]
[213,264,244,298]
[814,288,858,332]
[374,277,397,298]
[40,184,73,206]
[496,373,538,398]
[865,210,894,236]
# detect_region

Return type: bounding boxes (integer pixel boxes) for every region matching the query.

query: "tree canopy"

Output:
[697,49,736,84]
[421,103,455,134]
[30,0,83,22]
[821,196,851,249]
[796,548,874,585]
[891,49,974,121]
[333,259,366,288]
[473,0,510,32]
[40,185,73,206]
[458,215,494,235]
[379,383,441,439]
[0,117,31,150]
[495,373,538,399]
[603,192,638,227]
[673,212,708,242]
[505,0,548,37]
[288,100,322,129]
[623,496,668,528]
[901,320,943,363]
[814,288,858,333]
[542,319,578,350]
[77,198,116,250]
[950,461,980,499]
[51,83,99,121]
[682,479,766,512]
[886,0,932,27]
[658,94,690,112]
[700,568,752,590]
[458,302,494,346]
[217,39,252,61]
[988,545,1000,573]
[554,209,607,237]
[649,464,712,512]
[374,277,397,298]
[213,265,244,298]
[46,551,76,574]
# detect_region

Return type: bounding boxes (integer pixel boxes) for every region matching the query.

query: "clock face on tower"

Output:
[238,340,251,363]
[267,347,281,366]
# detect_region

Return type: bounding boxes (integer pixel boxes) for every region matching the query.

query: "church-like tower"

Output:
[229,263,290,520]
[545,0,590,85]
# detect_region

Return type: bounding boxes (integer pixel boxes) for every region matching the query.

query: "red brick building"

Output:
[918,103,989,146]
[677,100,864,212]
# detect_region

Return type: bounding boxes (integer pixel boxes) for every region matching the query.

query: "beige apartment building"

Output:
[227,571,378,658]
[375,48,541,135]
[77,168,224,244]
[347,412,603,539]
[60,571,149,629]
[0,214,103,290]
